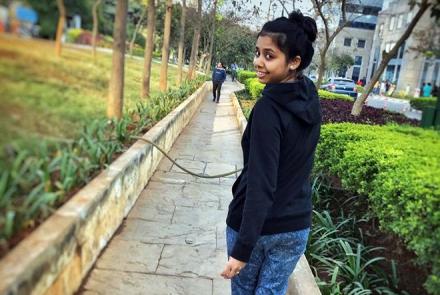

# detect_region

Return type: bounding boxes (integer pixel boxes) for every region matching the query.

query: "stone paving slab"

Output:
[95,239,163,273]
[156,245,225,279]
[83,269,213,295]
[81,81,242,295]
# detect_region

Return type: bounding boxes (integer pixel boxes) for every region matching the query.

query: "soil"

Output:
[360,222,429,295]
[322,176,429,295]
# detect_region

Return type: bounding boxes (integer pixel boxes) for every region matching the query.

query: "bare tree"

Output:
[188,0,202,79]
[142,0,156,98]
[92,0,102,59]
[312,0,350,89]
[351,0,432,116]
[204,0,218,73]
[129,8,146,56]
[159,0,173,91]
[55,0,65,57]
[177,0,187,85]
[107,0,128,119]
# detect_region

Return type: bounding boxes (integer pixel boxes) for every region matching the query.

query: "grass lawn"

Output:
[0,34,180,152]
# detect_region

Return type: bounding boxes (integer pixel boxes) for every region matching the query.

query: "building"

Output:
[329,0,384,83]
[366,0,440,94]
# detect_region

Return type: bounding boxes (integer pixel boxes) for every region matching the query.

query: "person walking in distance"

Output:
[231,62,239,82]
[212,62,226,103]
[220,11,321,295]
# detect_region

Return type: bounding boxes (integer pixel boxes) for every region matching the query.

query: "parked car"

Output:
[321,77,357,98]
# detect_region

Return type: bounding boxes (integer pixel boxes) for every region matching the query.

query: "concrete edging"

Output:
[0,82,210,295]
[229,91,321,295]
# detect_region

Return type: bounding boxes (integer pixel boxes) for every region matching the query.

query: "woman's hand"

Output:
[220,257,246,279]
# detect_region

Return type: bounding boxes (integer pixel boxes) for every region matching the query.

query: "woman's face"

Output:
[253,35,300,84]
[217,63,222,68]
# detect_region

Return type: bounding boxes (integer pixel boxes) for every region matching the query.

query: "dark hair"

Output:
[258,11,317,71]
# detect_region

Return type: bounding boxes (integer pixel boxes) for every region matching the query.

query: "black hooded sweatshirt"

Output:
[226,76,322,262]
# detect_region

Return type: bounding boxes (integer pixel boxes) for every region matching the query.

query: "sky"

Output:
[221,0,314,31]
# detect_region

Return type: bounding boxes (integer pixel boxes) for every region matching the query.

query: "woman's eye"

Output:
[255,51,260,57]
[265,54,272,59]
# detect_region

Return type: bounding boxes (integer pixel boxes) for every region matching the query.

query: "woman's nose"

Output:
[254,55,263,69]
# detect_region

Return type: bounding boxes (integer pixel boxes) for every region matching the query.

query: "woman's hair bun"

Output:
[288,11,317,43]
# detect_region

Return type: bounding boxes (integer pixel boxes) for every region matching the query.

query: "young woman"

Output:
[220,11,321,294]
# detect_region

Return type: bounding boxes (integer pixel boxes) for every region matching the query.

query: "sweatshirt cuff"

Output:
[231,239,254,263]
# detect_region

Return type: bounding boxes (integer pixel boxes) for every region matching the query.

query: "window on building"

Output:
[379,24,384,38]
[389,16,395,30]
[357,39,366,48]
[398,41,406,59]
[355,56,362,66]
[344,38,352,47]
[352,67,361,82]
[397,14,404,29]
[407,11,413,24]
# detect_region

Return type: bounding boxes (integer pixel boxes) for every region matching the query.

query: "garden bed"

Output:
[315,123,439,294]
[235,89,418,126]
[0,81,210,295]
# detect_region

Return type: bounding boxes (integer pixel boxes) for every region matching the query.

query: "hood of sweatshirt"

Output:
[262,76,321,125]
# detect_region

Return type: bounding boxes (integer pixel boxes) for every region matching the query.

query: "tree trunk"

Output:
[159,0,173,91]
[177,0,186,86]
[142,0,156,98]
[351,0,431,116]
[199,53,208,71]
[187,0,202,80]
[107,0,128,120]
[204,0,217,74]
[55,0,65,57]
[129,8,146,56]
[92,0,101,59]
[316,46,329,89]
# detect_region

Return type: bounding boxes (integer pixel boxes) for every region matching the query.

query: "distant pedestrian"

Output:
[380,81,386,95]
[373,80,380,95]
[433,84,439,98]
[423,82,433,97]
[385,80,391,92]
[231,62,238,82]
[212,62,226,103]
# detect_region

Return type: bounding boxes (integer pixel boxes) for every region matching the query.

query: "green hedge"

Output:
[244,78,265,99]
[237,70,257,84]
[315,123,440,294]
[318,89,353,101]
[410,97,437,110]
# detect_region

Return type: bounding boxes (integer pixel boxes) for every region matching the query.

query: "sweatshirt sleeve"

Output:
[230,100,281,262]
[221,69,226,82]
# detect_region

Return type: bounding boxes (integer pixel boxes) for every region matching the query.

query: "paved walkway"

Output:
[81,81,242,295]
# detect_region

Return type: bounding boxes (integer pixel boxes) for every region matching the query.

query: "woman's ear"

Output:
[289,56,301,71]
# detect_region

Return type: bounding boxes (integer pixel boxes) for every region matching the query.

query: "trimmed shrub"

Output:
[66,28,83,43]
[410,97,437,110]
[237,70,257,84]
[315,123,440,294]
[356,85,365,93]
[248,78,265,99]
[318,89,353,101]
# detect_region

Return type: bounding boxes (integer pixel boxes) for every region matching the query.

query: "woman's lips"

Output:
[256,71,267,78]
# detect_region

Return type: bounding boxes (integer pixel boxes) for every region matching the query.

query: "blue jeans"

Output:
[226,226,310,295]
